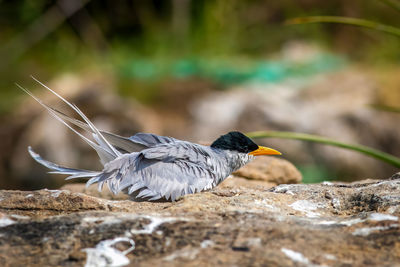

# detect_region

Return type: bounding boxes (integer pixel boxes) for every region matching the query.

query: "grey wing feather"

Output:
[90,143,218,201]
[129,133,180,147]
[137,157,215,201]
[49,107,147,153]
[39,107,178,153]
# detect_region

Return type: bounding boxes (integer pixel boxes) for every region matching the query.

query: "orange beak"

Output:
[249,146,281,156]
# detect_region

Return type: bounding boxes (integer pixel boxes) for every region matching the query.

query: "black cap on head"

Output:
[211,131,259,153]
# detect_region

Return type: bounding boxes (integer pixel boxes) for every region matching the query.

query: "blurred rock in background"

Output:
[191,68,400,181]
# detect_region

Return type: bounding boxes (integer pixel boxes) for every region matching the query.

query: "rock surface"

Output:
[1,176,400,266]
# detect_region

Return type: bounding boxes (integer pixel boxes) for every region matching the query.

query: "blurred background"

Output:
[1,0,400,190]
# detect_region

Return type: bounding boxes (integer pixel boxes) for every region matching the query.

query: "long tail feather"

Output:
[16,83,116,164]
[31,76,121,158]
[28,147,100,180]
[43,99,147,153]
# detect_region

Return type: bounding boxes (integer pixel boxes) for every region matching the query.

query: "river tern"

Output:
[18,79,281,201]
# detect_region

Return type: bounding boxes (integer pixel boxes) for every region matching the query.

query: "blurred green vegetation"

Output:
[114,53,345,103]
[2,0,400,110]
[297,164,335,184]
[117,54,344,84]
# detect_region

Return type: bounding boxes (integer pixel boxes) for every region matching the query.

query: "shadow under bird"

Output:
[18,79,281,201]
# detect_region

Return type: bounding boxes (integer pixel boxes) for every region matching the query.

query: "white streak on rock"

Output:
[313,214,397,227]
[9,214,30,220]
[130,216,176,235]
[281,248,311,264]
[368,213,398,222]
[353,226,390,236]
[281,248,329,267]
[246,237,262,247]
[200,240,215,248]
[314,220,337,225]
[313,218,363,226]
[387,206,398,214]
[51,191,62,198]
[163,248,199,262]
[156,230,163,236]
[44,189,62,198]
[273,185,296,195]
[353,224,399,236]
[0,217,15,227]
[324,254,337,260]
[339,218,364,226]
[25,194,34,198]
[289,200,322,218]
[81,215,186,233]
[254,199,279,211]
[83,237,135,267]
[331,198,341,210]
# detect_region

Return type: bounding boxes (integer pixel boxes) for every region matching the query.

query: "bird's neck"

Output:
[208,148,254,187]
[230,152,254,172]
[216,149,254,174]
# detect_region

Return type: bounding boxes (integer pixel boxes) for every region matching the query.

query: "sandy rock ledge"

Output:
[1,176,400,266]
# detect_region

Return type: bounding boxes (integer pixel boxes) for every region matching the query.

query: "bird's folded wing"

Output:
[128,133,180,147]
[89,143,217,201]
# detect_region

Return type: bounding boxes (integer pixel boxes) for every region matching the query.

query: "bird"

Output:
[17,78,281,201]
